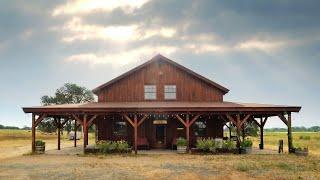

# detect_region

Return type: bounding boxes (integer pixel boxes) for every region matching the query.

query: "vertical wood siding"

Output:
[98,60,224,102]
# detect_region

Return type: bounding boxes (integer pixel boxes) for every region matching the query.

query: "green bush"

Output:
[223,140,236,150]
[240,138,253,148]
[117,140,129,152]
[196,138,216,152]
[97,140,130,154]
[35,140,45,146]
[176,137,187,146]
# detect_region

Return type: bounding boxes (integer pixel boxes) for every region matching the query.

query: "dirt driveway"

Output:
[0,153,319,180]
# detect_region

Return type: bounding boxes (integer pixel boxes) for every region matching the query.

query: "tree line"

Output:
[265,126,320,132]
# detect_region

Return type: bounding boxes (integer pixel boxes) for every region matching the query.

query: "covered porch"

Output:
[22,101,301,154]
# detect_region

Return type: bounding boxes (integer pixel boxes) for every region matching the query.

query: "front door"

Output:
[155,125,166,148]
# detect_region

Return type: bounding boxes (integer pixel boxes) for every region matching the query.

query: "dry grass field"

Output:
[0,129,319,179]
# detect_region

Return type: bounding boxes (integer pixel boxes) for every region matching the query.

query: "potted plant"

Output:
[176,137,187,154]
[35,140,45,154]
[240,138,253,154]
[294,147,308,156]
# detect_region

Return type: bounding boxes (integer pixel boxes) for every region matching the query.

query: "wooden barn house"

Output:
[23,54,301,154]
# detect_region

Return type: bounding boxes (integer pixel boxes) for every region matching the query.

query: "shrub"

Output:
[35,140,45,146]
[196,138,216,152]
[240,138,253,148]
[97,140,130,154]
[117,140,129,153]
[223,140,236,150]
[176,137,187,146]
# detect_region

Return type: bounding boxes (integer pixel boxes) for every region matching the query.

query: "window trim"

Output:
[164,85,176,100]
[144,85,157,100]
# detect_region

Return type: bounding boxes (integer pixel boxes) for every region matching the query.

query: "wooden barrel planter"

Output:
[177,146,187,154]
[35,145,45,154]
[35,140,45,154]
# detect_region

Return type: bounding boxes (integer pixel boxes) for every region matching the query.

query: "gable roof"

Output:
[92,54,230,94]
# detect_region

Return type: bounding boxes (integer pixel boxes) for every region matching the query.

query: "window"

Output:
[113,121,127,136]
[144,85,156,100]
[164,85,176,100]
[194,121,207,137]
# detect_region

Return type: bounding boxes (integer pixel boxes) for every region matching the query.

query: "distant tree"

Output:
[0,124,4,129]
[309,126,320,132]
[243,121,259,137]
[21,126,31,130]
[38,83,95,133]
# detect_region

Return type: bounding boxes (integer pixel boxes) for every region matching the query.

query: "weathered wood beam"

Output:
[32,114,36,153]
[61,119,69,126]
[88,115,98,127]
[57,118,61,150]
[137,114,148,127]
[71,114,84,126]
[186,114,190,152]
[123,114,135,127]
[74,119,77,147]
[83,114,88,149]
[189,114,201,126]
[262,117,268,127]
[226,114,237,125]
[239,114,251,127]
[287,112,293,153]
[278,114,288,126]
[35,113,47,127]
[134,114,138,155]
[175,114,187,127]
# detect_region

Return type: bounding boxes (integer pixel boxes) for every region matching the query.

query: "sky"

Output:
[0,0,319,128]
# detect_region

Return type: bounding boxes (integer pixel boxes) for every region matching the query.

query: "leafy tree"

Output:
[38,83,95,133]
[243,121,259,137]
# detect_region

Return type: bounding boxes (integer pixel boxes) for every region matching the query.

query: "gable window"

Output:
[144,85,156,100]
[164,85,176,100]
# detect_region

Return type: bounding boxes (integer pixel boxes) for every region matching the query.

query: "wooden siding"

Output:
[97,114,224,148]
[98,60,224,102]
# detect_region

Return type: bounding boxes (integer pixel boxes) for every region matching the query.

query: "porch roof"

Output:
[22,101,301,114]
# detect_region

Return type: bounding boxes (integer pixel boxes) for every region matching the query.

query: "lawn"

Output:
[0,129,319,179]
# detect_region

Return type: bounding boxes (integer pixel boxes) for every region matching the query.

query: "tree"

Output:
[38,83,95,133]
[243,121,259,137]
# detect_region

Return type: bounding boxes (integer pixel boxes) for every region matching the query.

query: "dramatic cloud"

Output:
[52,0,150,16]
[65,45,177,66]
[0,0,320,127]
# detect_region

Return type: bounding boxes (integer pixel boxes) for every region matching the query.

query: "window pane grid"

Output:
[144,85,156,100]
[164,85,176,100]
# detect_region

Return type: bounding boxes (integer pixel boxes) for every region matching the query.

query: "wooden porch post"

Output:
[229,124,232,139]
[57,118,61,150]
[242,124,245,141]
[259,118,264,149]
[74,120,77,147]
[226,114,251,154]
[134,114,138,155]
[278,113,293,153]
[32,114,36,153]
[186,114,190,152]
[287,112,293,153]
[83,114,88,149]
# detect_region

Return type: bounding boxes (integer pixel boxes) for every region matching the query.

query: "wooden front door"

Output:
[154,124,166,148]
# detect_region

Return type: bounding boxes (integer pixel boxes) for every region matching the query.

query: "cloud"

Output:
[52,0,150,16]
[235,39,286,53]
[65,45,177,66]
[54,17,176,43]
